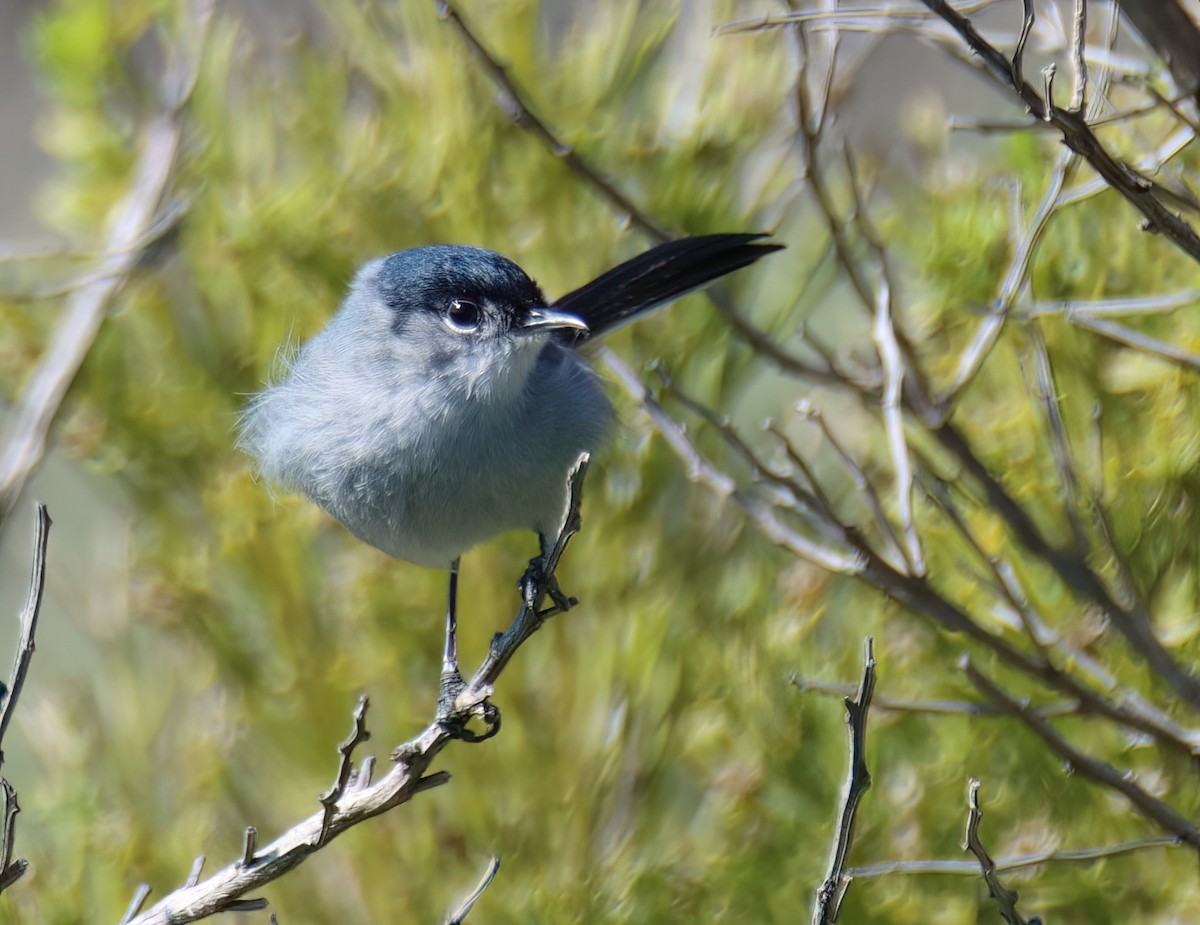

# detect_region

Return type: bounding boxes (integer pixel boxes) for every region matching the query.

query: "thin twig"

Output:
[1069,0,1088,111]
[965,659,1200,849]
[444,856,501,925]
[939,153,1076,410]
[794,404,908,571]
[1026,290,1200,317]
[0,503,50,763]
[317,694,371,845]
[127,459,592,924]
[437,0,666,242]
[964,780,1031,925]
[0,0,210,529]
[120,885,152,925]
[791,675,1077,718]
[919,0,1200,265]
[184,857,205,889]
[1024,323,1089,553]
[871,278,923,575]
[811,638,876,925]
[240,827,257,869]
[849,834,1182,877]
[1069,314,1200,371]
[653,371,847,549]
[601,350,866,575]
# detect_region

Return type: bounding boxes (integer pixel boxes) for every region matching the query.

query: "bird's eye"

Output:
[444,299,482,333]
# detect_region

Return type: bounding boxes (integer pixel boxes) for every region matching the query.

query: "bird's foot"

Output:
[520,555,577,615]
[435,667,500,743]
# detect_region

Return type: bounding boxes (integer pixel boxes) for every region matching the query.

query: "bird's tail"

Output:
[551,233,783,342]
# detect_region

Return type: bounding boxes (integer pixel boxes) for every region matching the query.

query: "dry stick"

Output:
[444,856,500,925]
[0,782,25,892]
[791,22,938,564]
[1024,323,1089,553]
[917,465,1200,755]
[436,0,667,242]
[871,278,923,575]
[0,503,50,761]
[939,151,1076,408]
[1069,0,1088,112]
[919,0,1200,264]
[0,0,211,530]
[317,693,370,844]
[446,0,1200,722]
[438,0,843,390]
[965,659,1200,850]
[963,780,1032,925]
[930,419,1200,712]
[791,675,1078,718]
[1026,290,1200,317]
[848,834,1181,878]
[120,885,152,925]
[1069,314,1200,371]
[716,0,1006,37]
[653,372,847,550]
[127,459,591,925]
[794,406,908,573]
[811,638,876,925]
[601,351,866,576]
[0,503,52,895]
[614,343,1200,760]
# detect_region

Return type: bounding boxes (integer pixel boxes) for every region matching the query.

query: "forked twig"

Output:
[811,638,877,925]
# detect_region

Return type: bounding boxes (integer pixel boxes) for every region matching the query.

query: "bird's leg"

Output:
[441,558,462,685]
[436,558,500,743]
[520,533,576,614]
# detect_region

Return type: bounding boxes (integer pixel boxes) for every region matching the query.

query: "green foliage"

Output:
[3,1,1199,923]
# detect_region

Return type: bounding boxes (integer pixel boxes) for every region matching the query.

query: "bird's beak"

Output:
[520,307,589,335]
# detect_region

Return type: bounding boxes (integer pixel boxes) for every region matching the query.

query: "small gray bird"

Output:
[239,234,781,690]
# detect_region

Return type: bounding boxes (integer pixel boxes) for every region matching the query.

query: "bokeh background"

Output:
[2,1,1199,922]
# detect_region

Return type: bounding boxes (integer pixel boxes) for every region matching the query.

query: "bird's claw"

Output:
[435,669,501,743]
[520,556,576,615]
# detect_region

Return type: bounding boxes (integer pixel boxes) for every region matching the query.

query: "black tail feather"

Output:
[551,233,783,342]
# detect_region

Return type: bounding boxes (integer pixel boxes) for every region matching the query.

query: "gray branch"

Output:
[126,457,591,924]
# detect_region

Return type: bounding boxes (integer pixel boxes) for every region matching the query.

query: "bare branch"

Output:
[794,405,908,572]
[939,154,1075,408]
[0,503,50,762]
[965,659,1200,849]
[601,350,867,575]
[871,278,923,575]
[317,694,371,845]
[811,638,876,925]
[127,461,593,923]
[1024,324,1088,552]
[1068,314,1200,371]
[791,675,1077,718]
[1069,0,1088,111]
[0,0,211,529]
[849,834,1182,878]
[918,0,1200,265]
[437,0,666,242]
[239,827,258,869]
[444,856,501,925]
[1012,0,1035,87]
[120,885,152,925]
[1027,289,1200,317]
[964,780,1032,925]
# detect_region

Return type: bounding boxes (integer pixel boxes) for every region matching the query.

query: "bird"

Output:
[239,233,782,700]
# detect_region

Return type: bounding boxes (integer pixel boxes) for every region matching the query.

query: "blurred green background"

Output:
[1,1,1198,922]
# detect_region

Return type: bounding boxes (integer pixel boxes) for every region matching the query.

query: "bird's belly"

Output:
[325,419,596,567]
[309,345,611,567]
